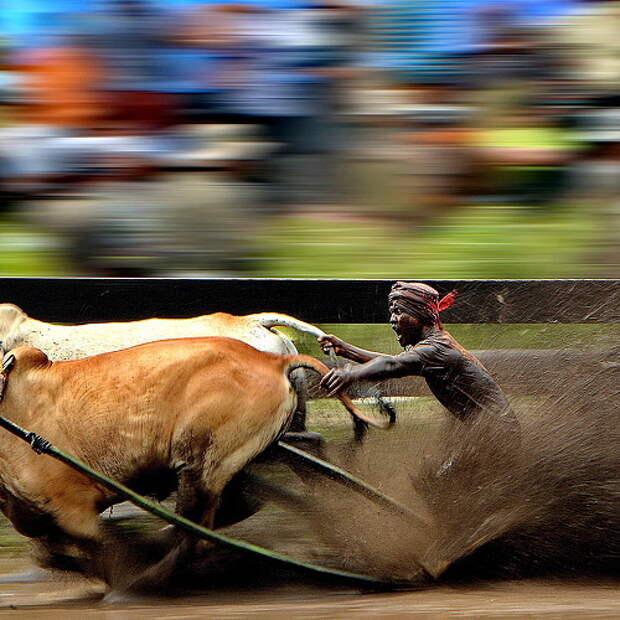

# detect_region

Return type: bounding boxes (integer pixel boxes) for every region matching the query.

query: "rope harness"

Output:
[0,353,14,401]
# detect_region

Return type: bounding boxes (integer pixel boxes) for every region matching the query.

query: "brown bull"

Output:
[0,337,377,593]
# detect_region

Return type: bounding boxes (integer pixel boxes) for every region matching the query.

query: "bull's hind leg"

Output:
[287,369,307,432]
[282,370,326,447]
[123,431,281,595]
[121,430,224,594]
[29,536,93,577]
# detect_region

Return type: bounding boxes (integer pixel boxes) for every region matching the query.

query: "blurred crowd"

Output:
[1,0,619,276]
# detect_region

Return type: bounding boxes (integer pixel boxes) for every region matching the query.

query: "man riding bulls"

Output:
[319,281,518,428]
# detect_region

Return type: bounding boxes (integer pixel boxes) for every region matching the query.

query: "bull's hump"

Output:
[8,345,50,370]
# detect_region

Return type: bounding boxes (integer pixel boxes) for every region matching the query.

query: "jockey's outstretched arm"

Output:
[318,334,385,363]
[320,348,430,396]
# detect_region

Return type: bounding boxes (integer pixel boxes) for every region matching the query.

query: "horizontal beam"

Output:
[0,278,618,324]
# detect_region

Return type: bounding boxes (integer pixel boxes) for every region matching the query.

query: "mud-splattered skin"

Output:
[320,297,515,424]
[394,330,512,421]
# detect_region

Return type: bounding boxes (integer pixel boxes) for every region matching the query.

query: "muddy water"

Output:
[0,404,616,619]
[0,569,618,619]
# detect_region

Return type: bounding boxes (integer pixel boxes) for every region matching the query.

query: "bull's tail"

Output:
[285,355,393,433]
[249,313,327,339]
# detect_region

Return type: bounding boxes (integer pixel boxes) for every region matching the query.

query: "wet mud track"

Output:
[0,572,618,619]
[0,381,617,619]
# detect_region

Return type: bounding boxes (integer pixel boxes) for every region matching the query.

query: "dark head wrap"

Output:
[388,281,457,326]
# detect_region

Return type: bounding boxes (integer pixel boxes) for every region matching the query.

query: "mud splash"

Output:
[2,341,617,598]
[79,343,619,593]
[300,346,619,584]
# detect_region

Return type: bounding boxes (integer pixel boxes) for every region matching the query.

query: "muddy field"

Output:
[0,325,617,618]
[0,573,619,618]
[0,398,616,618]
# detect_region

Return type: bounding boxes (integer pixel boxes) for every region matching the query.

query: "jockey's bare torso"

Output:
[386,330,512,420]
[319,282,516,426]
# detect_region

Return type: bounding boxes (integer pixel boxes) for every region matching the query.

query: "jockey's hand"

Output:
[320,366,355,397]
[318,334,348,357]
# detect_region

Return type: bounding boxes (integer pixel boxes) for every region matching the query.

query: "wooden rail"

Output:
[2,278,617,398]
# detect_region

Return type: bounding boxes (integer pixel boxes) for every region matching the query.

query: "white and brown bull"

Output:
[0,304,326,361]
[0,303,329,433]
[0,337,379,593]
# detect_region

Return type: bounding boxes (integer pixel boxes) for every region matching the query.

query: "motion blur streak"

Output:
[0,1,619,278]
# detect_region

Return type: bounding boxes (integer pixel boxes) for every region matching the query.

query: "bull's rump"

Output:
[4,337,295,489]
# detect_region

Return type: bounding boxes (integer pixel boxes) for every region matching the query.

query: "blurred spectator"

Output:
[552,0,620,108]
[470,106,576,206]
[462,4,559,117]
[394,103,474,225]
[15,44,105,129]
[297,0,371,205]
[81,0,178,133]
[23,127,269,277]
[182,1,369,210]
[1,0,620,277]
[572,108,620,200]
[569,107,620,272]
[1,41,107,194]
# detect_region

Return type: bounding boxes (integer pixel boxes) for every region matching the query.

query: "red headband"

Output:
[438,290,457,312]
[389,282,457,322]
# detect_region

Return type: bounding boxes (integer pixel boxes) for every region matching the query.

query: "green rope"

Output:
[276,441,434,577]
[277,441,429,525]
[0,414,405,589]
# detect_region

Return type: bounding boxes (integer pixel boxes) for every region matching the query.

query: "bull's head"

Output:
[0,304,28,351]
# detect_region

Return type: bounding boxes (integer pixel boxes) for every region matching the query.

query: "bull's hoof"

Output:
[281,431,324,446]
[102,589,161,605]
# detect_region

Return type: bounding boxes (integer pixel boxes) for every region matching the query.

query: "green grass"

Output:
[0,216,71,276]
[0,193,605,279]
[254,202,601,279]
[473,127,581,150]
[0,118,606,280]
[288,322,619,356]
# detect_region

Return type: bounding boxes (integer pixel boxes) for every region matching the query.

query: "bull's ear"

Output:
[0,341,5,356]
